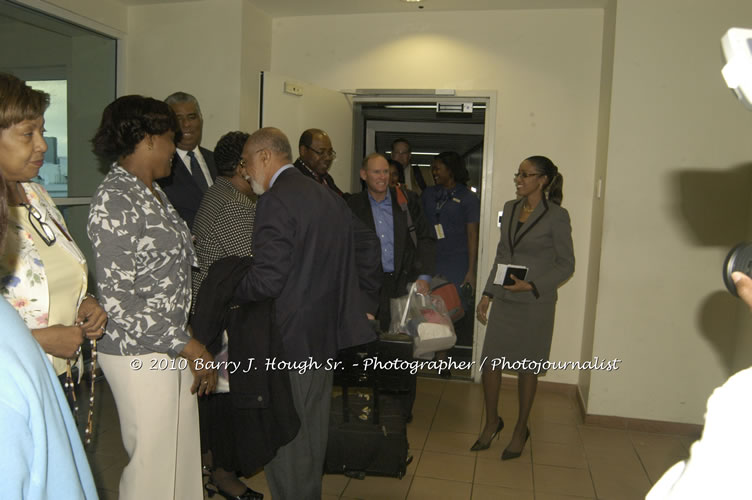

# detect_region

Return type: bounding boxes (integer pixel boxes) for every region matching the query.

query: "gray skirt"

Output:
[481,297,556,373]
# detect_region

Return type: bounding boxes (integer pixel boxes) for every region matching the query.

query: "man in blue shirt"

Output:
[347,153,436,332]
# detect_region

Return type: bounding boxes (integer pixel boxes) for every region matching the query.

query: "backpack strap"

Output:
[396,185,418,248]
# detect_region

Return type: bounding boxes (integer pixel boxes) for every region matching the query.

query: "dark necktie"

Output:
[186,151,208,193]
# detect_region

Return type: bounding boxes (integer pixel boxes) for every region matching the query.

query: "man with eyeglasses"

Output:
[293,128,344,197]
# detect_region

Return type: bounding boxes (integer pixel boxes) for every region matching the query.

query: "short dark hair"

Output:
[92,95,181,163]
[391,138,411,152]
[299,128,326,149]
[436,151,469,185]
[0,73,49,130]
[214,131,250,176]
[388,159,405,184]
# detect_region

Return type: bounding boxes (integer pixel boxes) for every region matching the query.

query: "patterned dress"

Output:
[87,165,197,357]
[190,175,256,472]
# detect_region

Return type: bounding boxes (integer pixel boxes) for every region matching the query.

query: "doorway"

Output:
[260,75,498,380]
[353,101,487,368]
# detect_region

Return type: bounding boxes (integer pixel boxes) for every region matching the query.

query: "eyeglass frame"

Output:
[22,202,56,246]
[513,172,542,179]
[304,144,337,159]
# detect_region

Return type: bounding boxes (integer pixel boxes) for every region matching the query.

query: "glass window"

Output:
[0,0,117,283]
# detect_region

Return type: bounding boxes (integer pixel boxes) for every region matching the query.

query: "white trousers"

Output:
[99,352,202,500]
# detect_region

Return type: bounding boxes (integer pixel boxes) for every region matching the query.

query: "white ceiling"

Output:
[114,0,606,17]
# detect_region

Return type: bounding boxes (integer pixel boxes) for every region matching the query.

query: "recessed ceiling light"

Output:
[402,0,422,3]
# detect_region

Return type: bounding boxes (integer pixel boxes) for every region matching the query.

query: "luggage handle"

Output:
[339,382,381,425]
[399,282,418,328]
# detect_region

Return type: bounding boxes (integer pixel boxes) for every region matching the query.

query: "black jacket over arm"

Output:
[191,256,300,475]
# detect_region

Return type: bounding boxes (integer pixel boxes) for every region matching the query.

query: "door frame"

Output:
[351,92,497,382]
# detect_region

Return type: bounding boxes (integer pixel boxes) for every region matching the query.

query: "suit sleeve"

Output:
[530,207,575,296]
[234,191,294,302]
[408,190,436,276]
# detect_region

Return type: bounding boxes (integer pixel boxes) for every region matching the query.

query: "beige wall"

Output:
[271,9,605,385]
[126,0,243,150]
[240,2,272,132]
[37,0,272,149]
[589,0,752,423]
[27,0,752,425]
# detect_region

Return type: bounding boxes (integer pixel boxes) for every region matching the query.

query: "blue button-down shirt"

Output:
[368,189,395,273]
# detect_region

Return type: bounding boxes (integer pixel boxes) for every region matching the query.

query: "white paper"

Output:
[494,263,528,285]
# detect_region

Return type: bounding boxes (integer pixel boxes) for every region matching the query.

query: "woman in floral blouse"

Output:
[0,73,106,402]
[88,95,216,500]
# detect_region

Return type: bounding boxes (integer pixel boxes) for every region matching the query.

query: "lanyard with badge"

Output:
[434,187,461,240]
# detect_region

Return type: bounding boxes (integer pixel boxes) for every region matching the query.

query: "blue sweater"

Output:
[0,298,97,499]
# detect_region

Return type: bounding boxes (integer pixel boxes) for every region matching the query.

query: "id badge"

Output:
[434,224,445,239]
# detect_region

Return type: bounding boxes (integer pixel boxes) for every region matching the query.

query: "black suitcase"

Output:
[325,389,408,479]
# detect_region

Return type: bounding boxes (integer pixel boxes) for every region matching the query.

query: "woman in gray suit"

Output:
[472,155,574,460]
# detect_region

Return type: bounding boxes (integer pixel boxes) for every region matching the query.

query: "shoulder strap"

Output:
[396,185,417,248]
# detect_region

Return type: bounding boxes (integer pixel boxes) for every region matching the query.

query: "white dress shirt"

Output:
[176,147,213,188]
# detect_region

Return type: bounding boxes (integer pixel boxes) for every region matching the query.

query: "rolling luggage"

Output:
[325,389,408,479]
[326,338,411,479]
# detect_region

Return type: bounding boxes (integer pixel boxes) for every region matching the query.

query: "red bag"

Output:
[430,279,464,323]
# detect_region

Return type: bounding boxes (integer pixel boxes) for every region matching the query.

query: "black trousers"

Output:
[377,272,398,333]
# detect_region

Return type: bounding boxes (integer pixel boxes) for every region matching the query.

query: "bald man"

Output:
[235,127,374,499]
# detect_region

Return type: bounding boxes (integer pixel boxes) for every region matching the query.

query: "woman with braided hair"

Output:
[471,155,574,460]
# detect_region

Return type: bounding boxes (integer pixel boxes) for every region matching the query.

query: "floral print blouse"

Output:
[87,165,197,358]
[0,182,87,329]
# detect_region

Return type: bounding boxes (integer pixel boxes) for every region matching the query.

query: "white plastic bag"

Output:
[391,282,456,359]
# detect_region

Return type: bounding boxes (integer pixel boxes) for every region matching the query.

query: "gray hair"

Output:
[249,127,293,162]
[164,91,202,118]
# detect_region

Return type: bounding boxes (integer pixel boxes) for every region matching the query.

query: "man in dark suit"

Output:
[158,92,217,228]
[348,153,436,332]
[235,127,375,500]
[293,128,344,196]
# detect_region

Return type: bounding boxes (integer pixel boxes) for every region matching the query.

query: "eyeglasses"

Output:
[305,145,337,158]
[22,203,56,246]
[514,172,541,179]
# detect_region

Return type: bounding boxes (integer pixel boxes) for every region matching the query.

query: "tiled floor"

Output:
[85,376,698,500]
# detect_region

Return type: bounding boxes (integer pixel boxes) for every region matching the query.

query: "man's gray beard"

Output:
[251,177,265,195]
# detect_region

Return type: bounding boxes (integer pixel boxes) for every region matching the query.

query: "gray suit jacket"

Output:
[483,198,574,303]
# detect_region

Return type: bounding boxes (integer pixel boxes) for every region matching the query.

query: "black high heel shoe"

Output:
[470,417,504,451]
[501,428,530,461]
[206,482,264,500]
